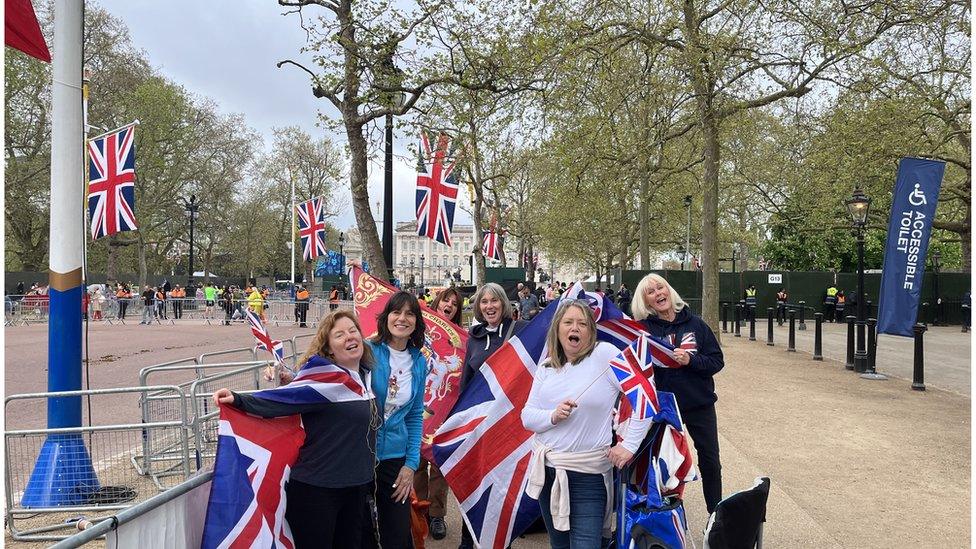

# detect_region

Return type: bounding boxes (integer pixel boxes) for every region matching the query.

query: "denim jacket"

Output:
[366,340,427,470]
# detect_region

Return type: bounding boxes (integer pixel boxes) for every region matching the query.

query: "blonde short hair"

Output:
[472,282,513,324]
[630,273,687,320]
[544,300,597,367]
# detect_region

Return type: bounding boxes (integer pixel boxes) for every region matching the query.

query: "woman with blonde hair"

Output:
[213,310,378,547]
[521,300,652,548]
[630,272,725,514]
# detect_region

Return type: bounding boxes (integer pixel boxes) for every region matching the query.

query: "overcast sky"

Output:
[94,0,472,231]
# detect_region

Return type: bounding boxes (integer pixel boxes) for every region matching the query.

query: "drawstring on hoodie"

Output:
[484,324,500,350]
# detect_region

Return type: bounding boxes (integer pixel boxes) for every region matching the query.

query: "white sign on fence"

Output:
[768,273,783,284]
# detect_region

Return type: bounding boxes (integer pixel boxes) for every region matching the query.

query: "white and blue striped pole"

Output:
[22,0,99,507]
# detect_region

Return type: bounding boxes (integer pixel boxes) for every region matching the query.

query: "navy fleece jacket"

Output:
[641,307,724,411]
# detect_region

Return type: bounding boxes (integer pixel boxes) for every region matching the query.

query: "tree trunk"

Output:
[346,123,388,279]
[137,232,148,290]
[106,235,119,283]
[700,113,721,334]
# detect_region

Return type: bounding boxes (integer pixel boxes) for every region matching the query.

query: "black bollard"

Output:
[845,315,855,370]
[766,307,774,346]
[912,323,926,391]
[749,306,757,341]
[866,318,878,373]
[920,302,929,326]
[798,300,807,331]
[867,300,873,318]
[787,309,796,352]
[722,302,728,333]
[813,313,823,361]
[734,305,741,337]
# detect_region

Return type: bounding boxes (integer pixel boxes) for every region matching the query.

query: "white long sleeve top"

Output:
[521,341,651,454]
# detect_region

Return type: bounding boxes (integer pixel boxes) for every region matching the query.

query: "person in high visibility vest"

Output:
[744,284,758,322]
[823,285,838,322]
[776,287,788,326]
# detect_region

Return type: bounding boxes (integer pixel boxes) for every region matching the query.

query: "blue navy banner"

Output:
[877,158,945,337]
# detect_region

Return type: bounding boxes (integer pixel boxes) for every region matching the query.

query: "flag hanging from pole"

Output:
[296,197,327,261]
[482,231,503,262]
[5,0,51,62]
[87,124,137,240]
[416,132,459,246]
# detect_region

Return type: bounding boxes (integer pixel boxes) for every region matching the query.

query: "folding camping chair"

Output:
[702,477,770,549]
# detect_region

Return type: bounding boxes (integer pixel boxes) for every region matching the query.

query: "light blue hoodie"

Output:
[366,340,427,471]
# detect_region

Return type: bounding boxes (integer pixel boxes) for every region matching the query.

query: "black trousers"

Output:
[285,478,369,548]
[172,301,182,319]
[683,404,723,514]
[297,302,308,327]
[776,303,786,325]
[362,457,413,549]
[118,301,128,319]
[823,303,835,322]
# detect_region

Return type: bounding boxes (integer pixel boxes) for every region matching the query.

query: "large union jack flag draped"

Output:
[416,132,459,246]
[87,124,137,239]
[296,197,327,261]
[201,357,373,548]
[433,283,646,548]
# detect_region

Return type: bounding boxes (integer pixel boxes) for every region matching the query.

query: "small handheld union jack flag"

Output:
[87,124,137,239]
[609,335,662,420]
[245,309,285,367]
[416,132,459,246]
[296,197,327,261]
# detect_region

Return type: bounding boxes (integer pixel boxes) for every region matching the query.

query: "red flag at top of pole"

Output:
[5,0,51,63]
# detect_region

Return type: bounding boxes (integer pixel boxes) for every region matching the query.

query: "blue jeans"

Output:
[537,466,610,549]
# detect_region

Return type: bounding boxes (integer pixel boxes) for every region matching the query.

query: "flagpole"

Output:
[289,167,295,286]
[81,70,89,283]
[23,0,99,507]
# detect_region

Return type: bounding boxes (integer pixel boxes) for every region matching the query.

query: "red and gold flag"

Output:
[351,266,468,461]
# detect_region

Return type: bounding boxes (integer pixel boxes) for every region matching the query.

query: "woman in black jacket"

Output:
[631,273,725,514]
[213,310,378,547]
[457,282,528,549]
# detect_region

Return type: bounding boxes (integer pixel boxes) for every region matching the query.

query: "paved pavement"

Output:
[4,320,970,548]
[725,318,971,396]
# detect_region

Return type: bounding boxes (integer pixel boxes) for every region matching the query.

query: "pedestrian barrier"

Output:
[766,307,774,346]
[134,358,273,489]
[48,469,215,548]
[845,315,856,370]
[787,309,796,352]
[749,307,757,341]
[4,386,189,542]
[187,364,278,472]
[813,313,823,360]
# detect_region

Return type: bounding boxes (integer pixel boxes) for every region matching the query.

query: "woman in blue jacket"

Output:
[631,273,726,515]
[364,291,428,549]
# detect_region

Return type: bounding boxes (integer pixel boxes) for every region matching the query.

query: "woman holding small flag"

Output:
[631,273,725,514]
[363,291,428,549]
[521,299,653,549]
[211,310,378,548]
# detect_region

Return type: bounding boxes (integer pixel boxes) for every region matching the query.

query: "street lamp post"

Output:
[409,258,415,288]
[419,254,426,288]
[931,249,942,325]
[845,188,884,380]
[381,57,407,282]
[683,195,692,270]
[183,194,200,289]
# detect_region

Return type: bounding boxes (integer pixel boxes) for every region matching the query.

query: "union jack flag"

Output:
[482,231,503,261]
[296,197,326,261]
[202,357,373,548]
[609,335,662,420]
[416,132,459,246]
[246,309,285,366]
[433,283,636,548]
[87,124,137,239]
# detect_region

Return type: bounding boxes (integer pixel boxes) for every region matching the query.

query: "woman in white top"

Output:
[522,300,651,549]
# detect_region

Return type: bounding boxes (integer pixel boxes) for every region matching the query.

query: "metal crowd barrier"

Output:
[4,386,189,542]
[49,469,214,549]
[133,357,272,489]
